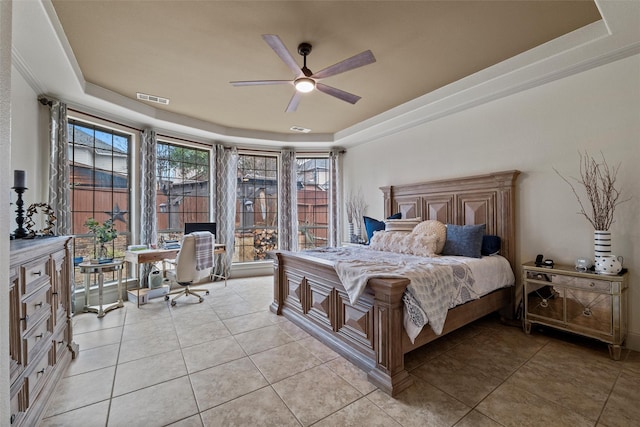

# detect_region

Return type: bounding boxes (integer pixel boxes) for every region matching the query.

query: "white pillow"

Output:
[369,231,410,253]
[403,233,438,257]
[384,218,421,232]
[412,220,447,254]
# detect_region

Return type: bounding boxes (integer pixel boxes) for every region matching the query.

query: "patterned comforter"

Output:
[301,246,514,341]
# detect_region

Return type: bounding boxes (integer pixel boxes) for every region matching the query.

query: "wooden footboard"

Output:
[270,251,414,395]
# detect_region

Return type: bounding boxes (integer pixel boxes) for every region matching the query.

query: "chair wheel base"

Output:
[171,300,176,306]
[165,295,170,301]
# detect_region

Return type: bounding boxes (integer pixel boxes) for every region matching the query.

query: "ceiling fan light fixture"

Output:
[294,77,315,93]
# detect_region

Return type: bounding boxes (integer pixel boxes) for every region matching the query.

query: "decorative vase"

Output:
[355,224,362,243]
[348,222,356,243]
[594,230,611,273]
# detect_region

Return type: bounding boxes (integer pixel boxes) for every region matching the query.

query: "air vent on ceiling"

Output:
[290,125,311,133]
[136,92,170,105]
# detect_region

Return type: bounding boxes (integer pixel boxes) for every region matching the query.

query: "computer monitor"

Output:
[184,222,216,238]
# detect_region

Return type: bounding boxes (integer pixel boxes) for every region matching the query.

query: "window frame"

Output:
[155,137,213,240]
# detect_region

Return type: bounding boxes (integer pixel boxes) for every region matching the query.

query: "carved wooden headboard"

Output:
[380,170,520,268]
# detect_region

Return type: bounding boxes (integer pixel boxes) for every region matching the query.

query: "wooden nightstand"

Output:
[522,262,628,360]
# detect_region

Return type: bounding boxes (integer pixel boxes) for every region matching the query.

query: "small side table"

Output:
[211,243,228,285]
[79,260,124,317]
[522,262,628,360]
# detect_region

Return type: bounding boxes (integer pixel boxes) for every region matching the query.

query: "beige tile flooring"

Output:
[40,276,639,427]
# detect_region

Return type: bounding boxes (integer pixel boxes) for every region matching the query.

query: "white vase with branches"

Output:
[555,151,630,272]
[346,190,367,243]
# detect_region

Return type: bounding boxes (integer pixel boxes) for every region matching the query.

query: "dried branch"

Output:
[346,190,367,224]
[554,151,630,231]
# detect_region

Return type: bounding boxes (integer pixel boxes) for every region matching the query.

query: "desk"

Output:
[125,245,228,307]
[79,260,124,317]
[125,248,180,307]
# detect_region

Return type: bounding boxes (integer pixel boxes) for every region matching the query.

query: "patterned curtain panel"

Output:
[213,145,238,278]
[328,148,343,247]
[139,129,157,247]
[278,148,298,251]
[139,129,157,286]
[43,97,71,236]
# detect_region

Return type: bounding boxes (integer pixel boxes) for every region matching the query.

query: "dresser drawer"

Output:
[22,258,50,296]
[52,326,69,361]
[551,274,611,292]
[23,316,52,365]
[26,344,53,401]
[9,379,26,426]
[22,284,51,332]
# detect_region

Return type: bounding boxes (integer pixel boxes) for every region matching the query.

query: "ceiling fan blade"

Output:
[285,91,302,112]
[262,34,303,77]
[316,83,361,104]
[311,50,376,80]
[230,80,292,86]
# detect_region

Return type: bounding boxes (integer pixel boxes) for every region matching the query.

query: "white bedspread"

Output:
[300,246,514,341]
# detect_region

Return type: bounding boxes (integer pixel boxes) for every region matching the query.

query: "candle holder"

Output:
[12,186,28,239]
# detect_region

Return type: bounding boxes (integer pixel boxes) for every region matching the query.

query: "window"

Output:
[235,153,278,262]
[296,157,329,249]
[156,141,211,242]
[68,119,131,284]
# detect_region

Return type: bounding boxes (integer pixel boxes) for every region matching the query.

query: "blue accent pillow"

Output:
[363,212,401,243]
[442,224,486,258]
[481,235,501,256]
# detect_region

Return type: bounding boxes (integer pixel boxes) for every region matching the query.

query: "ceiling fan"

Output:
[230,34,376,112]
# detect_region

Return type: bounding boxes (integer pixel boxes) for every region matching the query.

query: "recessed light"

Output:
[137,92,170,105]
[290,126,311,133]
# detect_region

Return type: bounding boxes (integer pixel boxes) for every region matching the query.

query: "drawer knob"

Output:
[589,282,595,287]
[10,414,15,424]
[36,333,43,339]
[583,308,592,317]
[20,315,29,323]
[37,368,45,375]
[57,340,64,345]
[32,270,42,276]
[540,299,549,308]
[34,302,43,308]
[52,291,58,296]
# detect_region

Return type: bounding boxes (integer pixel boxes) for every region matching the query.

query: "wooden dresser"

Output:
[8,237,78,426]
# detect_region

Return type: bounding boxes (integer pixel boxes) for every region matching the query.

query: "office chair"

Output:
[163,233,212,306]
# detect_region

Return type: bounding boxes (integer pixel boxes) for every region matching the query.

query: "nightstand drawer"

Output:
[551,274,611,291]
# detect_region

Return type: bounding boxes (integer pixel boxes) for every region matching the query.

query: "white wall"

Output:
[1,1,12,422]
[10,66,48,232]
[343,54,640,350]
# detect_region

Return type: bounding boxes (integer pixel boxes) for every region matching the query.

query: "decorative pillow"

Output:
[363,213,401,243]
[441,224,486,258]
[404,233,438,257]
[369,230,410,253]
[411,220,447,254]
[481,235,501,256]
[384,218,421,232]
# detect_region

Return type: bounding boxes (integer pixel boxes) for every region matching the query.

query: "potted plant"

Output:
[555,151,630,272]
[84,217,118,262]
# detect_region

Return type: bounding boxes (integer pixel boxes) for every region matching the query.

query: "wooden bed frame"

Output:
[270,170,520,396]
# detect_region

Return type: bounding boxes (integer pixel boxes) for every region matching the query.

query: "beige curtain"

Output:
[212,145,238,278]
[278,148,298,251]
[42,96,71,235]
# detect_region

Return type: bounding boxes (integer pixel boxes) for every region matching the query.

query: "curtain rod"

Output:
[44,97,344,154]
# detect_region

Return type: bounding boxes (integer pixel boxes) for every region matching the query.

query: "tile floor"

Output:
[40,276,640,427]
